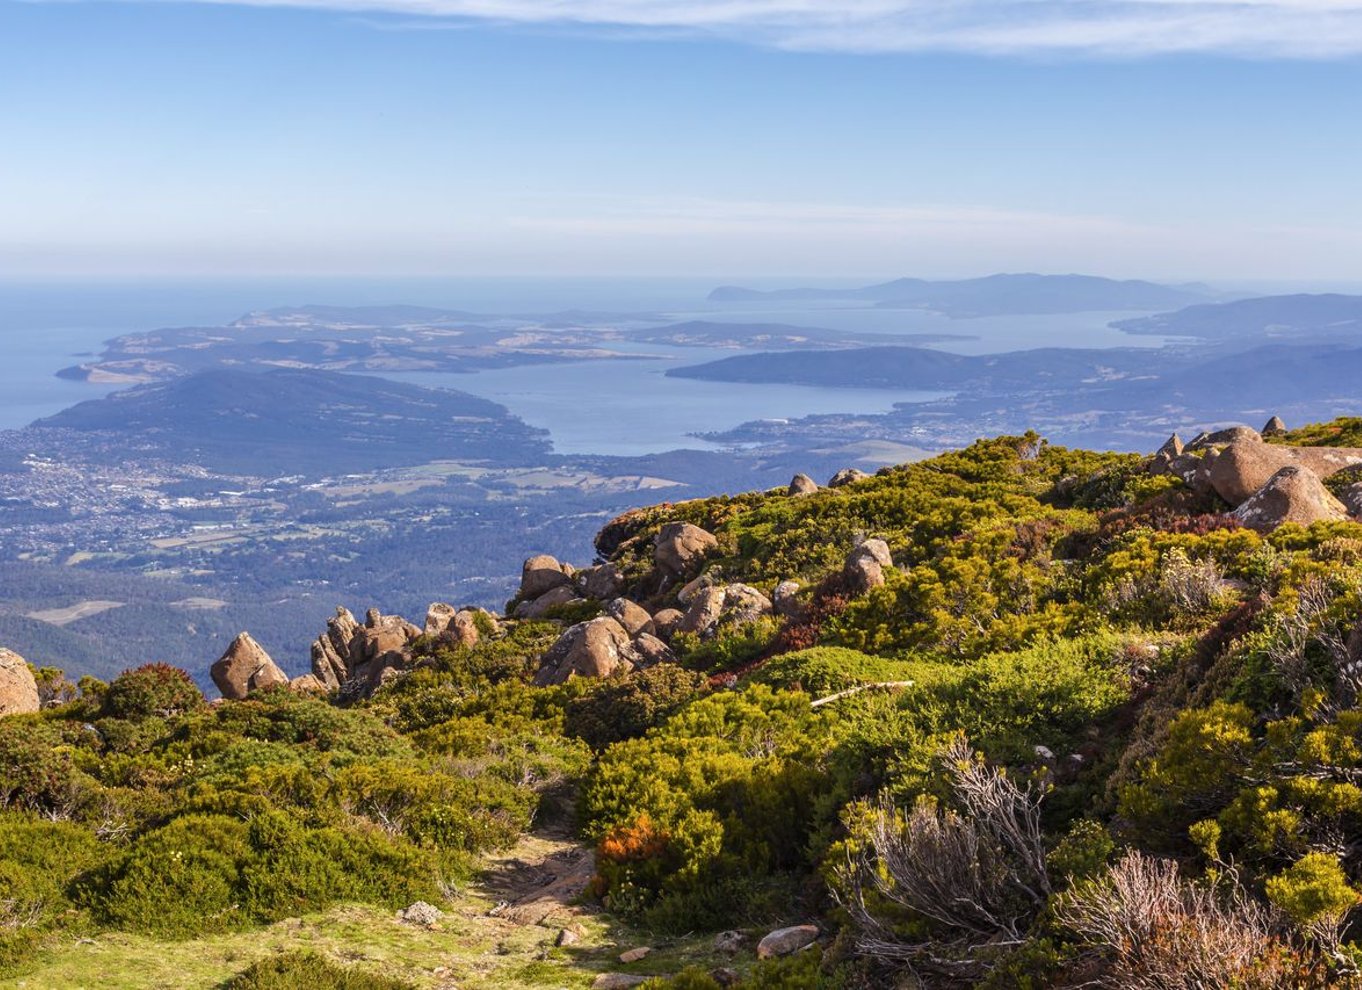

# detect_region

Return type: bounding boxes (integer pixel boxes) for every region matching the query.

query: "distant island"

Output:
[1113,292,1362,341]
[708,272,1215,317]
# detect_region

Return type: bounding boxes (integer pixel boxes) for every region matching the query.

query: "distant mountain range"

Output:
[1113,293,1362,341]
[35,367,551,475]
[708,273,1214,317]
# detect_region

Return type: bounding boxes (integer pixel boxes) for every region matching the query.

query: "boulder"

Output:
[1263,415,1288,436]
[633,633,678,668]
[535,617,640,685]
[0,648,39,717]
[772,580,801,617]
[288,673,327,694]
[1148,434,1184,475]
[654,522,718,578]
[651,608,685,640]
[397,901,445,926]
[1342,482,1362,518]
[677,584,772,639]
[210,632,288,700]
[713,930,747,955]
[516,585,581,619]
[1203,425,1262,446]
[677,586,727,637]
[827,468,869,488]
[592,976,648,990]
[756,925,819,959]
[424,601,458,637]
[709,968,740,987]
[578,563,625,600]
[788,473,818,496]
[677,572,717,605]
[844,539,893,593]
[606,598,654,637]
[618,947,652,964]
[1233,466,1349,532]
[1207,440,1296,506]
[521,554,572,600]
[310,606,421,697]
[448,609,485,647]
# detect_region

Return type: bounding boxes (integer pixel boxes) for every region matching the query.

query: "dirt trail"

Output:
[476,828,597,927]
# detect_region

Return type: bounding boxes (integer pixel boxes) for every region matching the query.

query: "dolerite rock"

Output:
[1208,440,1296,506]
[606,598,654,637]
[0,648,39,717]
[633,633,677,668]
[521,554,572,600]
[772,580,801,617]
[713,930,747,955]
[827,468,869,488]
[678,572,717,605]
[211,632,288,700]
[651,608,685,640]
[397,901,445,926]
[311,606,362,691]
[1233,466,1349,532]
[289,673,327,694]
[756,925,820,959]
[578,563,625,600]
[676,584,772,639]
[535,617,640,685]
[1263,415,1288,436]
[844,539,893,593]
[516,585,581,619]
[788,473,818,496]
[1148,434,1184,476]
[654,522,718,578]
[1342,482,1362,518]
[1202,425,1262,446]
[425,604,483,646]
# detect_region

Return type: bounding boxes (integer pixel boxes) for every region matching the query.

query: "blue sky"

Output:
[3,0,1362,280]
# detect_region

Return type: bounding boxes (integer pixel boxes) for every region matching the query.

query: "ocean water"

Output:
[0,277,1167,452]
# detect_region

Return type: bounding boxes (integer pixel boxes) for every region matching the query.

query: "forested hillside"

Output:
[6,424,1362,987]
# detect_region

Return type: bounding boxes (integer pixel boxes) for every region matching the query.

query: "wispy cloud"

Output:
[58,0,1362,56]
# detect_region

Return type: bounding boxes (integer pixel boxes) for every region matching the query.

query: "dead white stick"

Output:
[810,681,914,708]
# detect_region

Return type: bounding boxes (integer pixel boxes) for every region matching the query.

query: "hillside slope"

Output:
[6,424,1362,987]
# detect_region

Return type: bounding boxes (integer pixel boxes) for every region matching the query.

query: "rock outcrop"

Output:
[0,648,39,717]
[423,603,484,646]
[844,538,893,593]
[1263,415,1287,436]
[788,473,818,496]
[654,522,718,578]
[1232,466,1349,532]
[535,617,640,685]
[827,467,869,488]
[516,585,581,619]
[309,606,421,696]
[1207,440,1297,505]
[211,632,289,700]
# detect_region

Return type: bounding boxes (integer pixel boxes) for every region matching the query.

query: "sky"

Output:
[3,0,1362,280]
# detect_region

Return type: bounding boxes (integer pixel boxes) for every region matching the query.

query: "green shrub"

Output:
[101,663,204,721]
[223,951,415,989]
[565,665,710,749]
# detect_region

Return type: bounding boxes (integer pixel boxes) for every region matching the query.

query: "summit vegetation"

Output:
[6,423,1362,987]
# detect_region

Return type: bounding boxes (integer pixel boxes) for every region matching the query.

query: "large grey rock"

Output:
[397,901,445,926]
[756,925,819,959]
[0,648,39,717]
[677,586,726,637]
[654,522,718,578]
[521,554,572,600]
[309,605,420,697]
[535,617,640,685]
[788,473,818,496]
[845,539,893,593]
[289,673,327,694]
[211,632,288,700]
[606,598,654,637]
[1148,434,1184,476]
[1233,466,1349,532]
[1263,415,1288,436]
[592,976,648,990]
[827,468,869,488]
